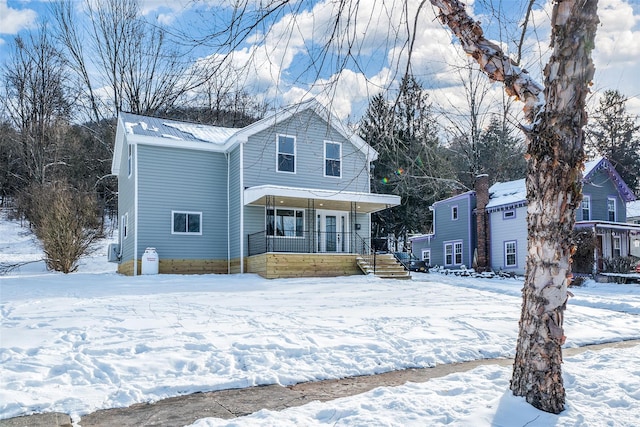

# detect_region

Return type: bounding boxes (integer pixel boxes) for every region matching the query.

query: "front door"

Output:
[317,210,349,253]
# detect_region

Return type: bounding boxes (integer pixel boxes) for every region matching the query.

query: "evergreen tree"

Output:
[360,76,455,248]
[586,90,640,194]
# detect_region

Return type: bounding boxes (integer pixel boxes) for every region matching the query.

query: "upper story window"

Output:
[324,141,342,177]
[581,195,591,220]
[172,211,202,235]
[451,205,459,220]
[607,197,616,222]
[127,144,133,177]
[503,210,515,220]
[267,208,304,237]
[277,135,296,173]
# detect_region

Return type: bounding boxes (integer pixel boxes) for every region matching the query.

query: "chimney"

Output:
[475,174,490,272]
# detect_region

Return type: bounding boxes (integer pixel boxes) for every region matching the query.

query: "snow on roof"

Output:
[486,179,526,209]
[628,200,640,218]
[583,157,603,177]
[120,112,238,144]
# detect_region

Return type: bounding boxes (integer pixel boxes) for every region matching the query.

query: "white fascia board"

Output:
[244,185,400,206]
[111,116,127,175]
[127,134,228,153]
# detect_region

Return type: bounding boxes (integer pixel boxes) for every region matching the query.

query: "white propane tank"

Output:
[141,248,159,274]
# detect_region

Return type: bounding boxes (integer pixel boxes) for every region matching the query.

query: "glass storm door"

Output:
[318,211,348,253]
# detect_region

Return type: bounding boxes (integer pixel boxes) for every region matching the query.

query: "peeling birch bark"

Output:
[430,0,598,414]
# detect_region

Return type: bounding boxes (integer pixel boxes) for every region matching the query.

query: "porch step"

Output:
[356,254,411,280]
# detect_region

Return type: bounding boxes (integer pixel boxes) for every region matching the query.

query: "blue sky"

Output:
[1,0,640,122]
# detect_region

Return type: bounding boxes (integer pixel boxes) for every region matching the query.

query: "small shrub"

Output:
[19,182,100,273]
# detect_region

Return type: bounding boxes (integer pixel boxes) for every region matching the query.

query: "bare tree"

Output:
[52,0,195,118]
[2,25,71,186]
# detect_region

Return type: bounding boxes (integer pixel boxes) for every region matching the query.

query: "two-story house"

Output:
[408,190,477,270]
[410,157,638,274]
[110,99,400,278]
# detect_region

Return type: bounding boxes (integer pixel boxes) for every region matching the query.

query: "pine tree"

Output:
[586,90,640,194]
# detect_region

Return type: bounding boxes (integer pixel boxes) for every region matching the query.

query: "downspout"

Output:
[226,152,230,274]
[239,143,244,273]
[133,143,139,276]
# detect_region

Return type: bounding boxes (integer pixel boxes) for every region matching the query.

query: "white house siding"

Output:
[136,145,228,261]
[242,109,370,193]
[488,206,528,275]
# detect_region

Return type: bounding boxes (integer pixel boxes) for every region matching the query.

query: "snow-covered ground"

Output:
[1,215,639,426]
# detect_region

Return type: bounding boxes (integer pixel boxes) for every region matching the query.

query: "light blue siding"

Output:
[229,147,242,259]
[581,169,627,221]
[243,109,370,193]
[411,192,476,268]
[136,145,228,260]
[117,142,135,263]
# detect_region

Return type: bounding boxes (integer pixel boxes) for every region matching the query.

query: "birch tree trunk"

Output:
[430,0,598,413]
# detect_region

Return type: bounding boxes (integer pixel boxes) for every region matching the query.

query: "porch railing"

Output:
[248,230,372,256]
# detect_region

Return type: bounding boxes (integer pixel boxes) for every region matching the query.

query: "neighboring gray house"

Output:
[110,99,400,277]
[408,190,477,269]
[410,157,639,274]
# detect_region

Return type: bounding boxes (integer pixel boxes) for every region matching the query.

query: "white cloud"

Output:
[0,0,37,34]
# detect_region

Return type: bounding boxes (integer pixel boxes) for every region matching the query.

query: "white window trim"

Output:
[122,213,129,239]
[451,205,459,221]
[581,195,591,220]
[171,211,203,235]
[613,235,621,257]
[421,249,431,266]
[276,134,296,174]
[127,144,133,178]
[503,209,516,220]
[607,197,616,222]
[323,140,342,178]
[504,240,517,267]
[444,240,463,266]
[266,207,305,238]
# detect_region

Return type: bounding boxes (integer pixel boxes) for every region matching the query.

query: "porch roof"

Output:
[244,185,401,214]
[574,221,640,233]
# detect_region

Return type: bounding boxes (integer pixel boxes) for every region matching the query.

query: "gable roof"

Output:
[485,157,636,211]
[112,99,378,175]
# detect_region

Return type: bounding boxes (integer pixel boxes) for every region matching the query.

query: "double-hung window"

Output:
[324,141,342,177]
[172,211,202,235]
[505,241,517,267]
[445,241,463,266]
[613,236,621,258]
[422,249,431,266]
[607,198,616,222]
[267,208,304,237]
[277,135,296,173]
[451,206,459,220]
[581,195,591,220]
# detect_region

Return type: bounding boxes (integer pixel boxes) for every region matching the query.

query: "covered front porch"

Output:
[574,221,640,274]
[243,185,400,278]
